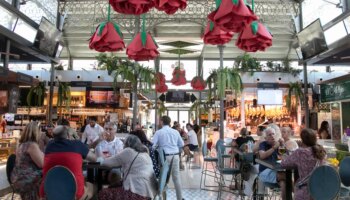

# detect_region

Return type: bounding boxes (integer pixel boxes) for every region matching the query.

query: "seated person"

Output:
[95,122,124,158]
[233,128,255,149]
[57,118,80,140]
[39,123,55,152]
[258,127,286,200]
[40,125,97,200]
[183,123,199,161]
[130,129,160,177]
[281,127,298,153]
[281,128,326,200]
[98,135,157,200]
[253,126,266,153]
[11,122,44,200]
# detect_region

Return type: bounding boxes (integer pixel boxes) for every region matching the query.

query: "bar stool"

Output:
[200,140,218,191]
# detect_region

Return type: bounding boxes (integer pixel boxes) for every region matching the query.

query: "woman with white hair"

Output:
[98,135,157,200]
[281,127,298,153]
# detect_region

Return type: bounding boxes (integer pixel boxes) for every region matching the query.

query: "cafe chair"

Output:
[216,140,241,200]
[308,165,341,200]
[200,140,219,191]
[6,154,16,200]
[44,166,77,200]
[338,157,350,198]
[154,157,173,200]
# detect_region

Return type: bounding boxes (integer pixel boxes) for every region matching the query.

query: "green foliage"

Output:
[235,54,261,75]
[26,82,46,107]
[264,59,302,77]
[57,82,71,109]
[55,64,64,70]
[286,82,304,113]
[96,54,121,75]
[206,67,243,100]
[158,101,167,116]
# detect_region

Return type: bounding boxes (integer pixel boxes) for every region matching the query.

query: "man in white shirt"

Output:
[183,123,199,161]
[95,122,124,158]
[81,117,104,148]
[152,116,185,200]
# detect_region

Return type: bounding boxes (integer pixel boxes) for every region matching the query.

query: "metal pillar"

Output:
[3,40,10,69]
[68,56,73,70]
[218,45,225,140]
[198,56,204,126]
[132,16,141,129]
[48,62,55,123]
[27,64,32,70]
[303,62,309,128]
[154,57,160,130]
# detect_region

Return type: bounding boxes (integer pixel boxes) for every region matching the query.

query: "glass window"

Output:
[31,63,51,70]
[4,0,13,4]
[9,63,27,71]
[0,6,17,31]
[13,18,37,43]
[138,61,155,69]
[73,60,98,70]
[19,0,58,25]
[179,111,189,126]
[302,0,343,28]
[324,21,347,45]
[167,83,192,90]
[203,60,234,79]
[168,111,178,124]
[160,60,197,81]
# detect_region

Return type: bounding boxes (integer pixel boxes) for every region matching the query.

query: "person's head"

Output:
[240,128,248,137]
[130,129,149,144]
[89,117,97,127]
[281,127,292,141]
[267,123,281,140]
[57,118,70,127]
[134,123,141,131]
[264,127,276,145]
[124,135,148,153]
[20,121,40,144]
[186,123,193,132]
[320,121,329,130]
[52,125,70,140]
[103,122,116,142]
[300,128,326,160]
[160,116,171,127]
[257,126,265,136]
[173,121,178,127]
[46,123,55,136]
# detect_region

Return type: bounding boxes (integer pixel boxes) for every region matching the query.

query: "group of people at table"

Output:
[230,124,326,200]
[9,116,199,200]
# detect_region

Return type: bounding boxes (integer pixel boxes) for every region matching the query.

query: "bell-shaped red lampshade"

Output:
[155,72,166,85]
[154,0,187,15]
[191,76,206,91]
[126,32,160,61]
[236,21,273,52]
[156,83,168,93]
[171,67,186,86]
[109,0,154,15]
[89,22,125,52]
[208,0,257,33]
[203,22,233,45]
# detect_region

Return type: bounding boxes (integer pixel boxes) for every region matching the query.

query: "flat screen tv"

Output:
[35,17,62,57]
[165,91,190,103]
[297,19,328,60]
[86,88,128,108]
[257,89,283,105]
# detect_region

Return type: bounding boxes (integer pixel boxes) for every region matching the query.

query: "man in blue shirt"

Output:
[152,116,184,200]
[258,127,286,200]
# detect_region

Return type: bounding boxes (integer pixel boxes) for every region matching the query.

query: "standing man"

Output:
[152,116,185,200]
[81,116,104,148]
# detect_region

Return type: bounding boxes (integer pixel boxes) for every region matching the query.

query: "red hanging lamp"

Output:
[191,76,206,91]
[109,0,154,15]
[236,21,272,52]
[153,0,187,15]
[203,21,233,45]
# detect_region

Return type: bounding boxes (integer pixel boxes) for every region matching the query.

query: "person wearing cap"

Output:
[40,125,97,200]
[81,116,104,148]
[152,116,185,200]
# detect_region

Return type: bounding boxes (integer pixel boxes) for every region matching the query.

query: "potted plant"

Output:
[26,82,46,107]
[286,82,304,113]
[235,53,261,75]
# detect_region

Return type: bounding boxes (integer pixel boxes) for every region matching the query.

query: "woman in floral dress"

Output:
[11,122,44,200]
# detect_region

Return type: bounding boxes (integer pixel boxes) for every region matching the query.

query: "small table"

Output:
[255,159,294,200]
[84,162,121,191]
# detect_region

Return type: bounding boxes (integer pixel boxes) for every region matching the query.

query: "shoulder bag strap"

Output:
[297,159,321,186]
[123,152,140,181]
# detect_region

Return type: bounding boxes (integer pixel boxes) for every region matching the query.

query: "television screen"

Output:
[0,91,8,107]
[297,19,328,60]
[86,88,121,108]
[165,91,190,102]
[13,18,37,43]
[35,17,62,57]
[257,89,283,105]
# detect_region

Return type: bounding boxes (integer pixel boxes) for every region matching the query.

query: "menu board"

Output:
[0,91,7,107]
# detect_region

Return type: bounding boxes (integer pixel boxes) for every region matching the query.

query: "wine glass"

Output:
[278,146,286,155]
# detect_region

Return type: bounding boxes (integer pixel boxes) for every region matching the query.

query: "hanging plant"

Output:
[57,82,71,116]
[96,54,121,75]
[236,21,273,52]
[158,101,167,116]
[191,76,206,91]
[109,0,154,15]
[203,21,233,45]
[89,4,125,52]
[208,0,257,33]
[26,82,46,107]
[234,53,261,75]
[206,67,243,99]
[154,0,187,15]
[127,15,159,61]
[286,82,304,113]
[170,63,186,86]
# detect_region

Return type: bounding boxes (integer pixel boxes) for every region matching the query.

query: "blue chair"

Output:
[44,166,77,200]
[339,157,350,198]
[216,140,241,200]
[308,165,340,200]
[6,154,16,200]
[200,140,218,191]
[156,161,170,200]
